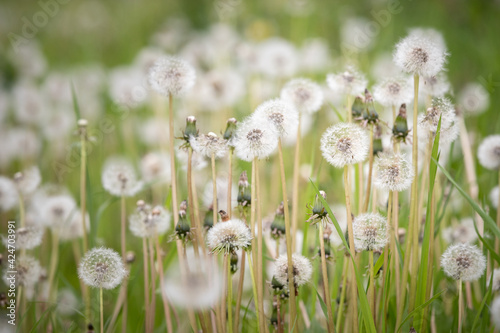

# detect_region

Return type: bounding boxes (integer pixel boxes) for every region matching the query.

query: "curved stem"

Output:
[318,224,335,332]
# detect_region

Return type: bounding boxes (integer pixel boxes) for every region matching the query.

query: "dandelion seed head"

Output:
[164,256,222,310]
[197,69,245,112]
[129,203,171,238]
[441,243,486,281]
[148,56,196,97]
[477,135,500,170]
[2,226,43,250]
[258,38,298,78]
[459,82,490,116]
[420,72,451,98]
[39,194,77,229]
[274,254,312,287]
[492,297,500,327]
[3,255,41,288]
[393,33,447,77]
[490,186,499,209]
[102,158,143,197]
[373,77,413,107]
[374,153,414,192]
[320,123,369,168]
[78,247,127,289]
[418,97,458,147]
[56,288,79,316]
[280,78,323,114]
[487,268,500,293]
[140,152,171,184]
[14,166,41,196]
[189,132,228,159]
[59,210,90,242]
[207,219,252,254]
[443,218,478,244]
[0,176,18,211]
[253,98,298,137]
[352,213,389,252]
[234,117,279,162]
[326,66,367,97]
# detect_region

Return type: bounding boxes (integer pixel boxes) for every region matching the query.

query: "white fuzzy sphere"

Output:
[280,78,324,114]
[129,205,171,238]
[441,243,486,281]
[2,226,43,250]
[189,132,228,159]
[326,66,367,97]
[78,247,127,289]
[492,297,500,327]
[490,186,499,209]
[488,268,500,293]
[206,219,252,254]
[274,253,312,287]
[3,255,41,288]
[320,123,369,168]
[234,117,279,162]
[102,158,143,197]
[477,135,500,170]
[352,213,389,252]
[253,98,298,137]
[373,77,413,107]
[458,82,490,116]
[148,56,196,97]
[0,176,18,211]
[374,153,414,192]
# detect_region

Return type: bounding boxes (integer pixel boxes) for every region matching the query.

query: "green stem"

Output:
[101,287,104,333]
[318,223,335,332]
[369,251,375,324]
[120,195,127,332]
[143,238,150,333]
[255,159,266,333]
[458,279,463,333]
[188,147,202,257]
[228,149,233,219]
[247,253,261,333]
[335,258,348,333]
[212,153,218,225]
[362,124,375,213]
[234,250,246,332]
[227,255,233,333]
[291,114,302,252]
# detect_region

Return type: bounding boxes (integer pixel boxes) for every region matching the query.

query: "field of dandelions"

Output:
[1,1,500,332]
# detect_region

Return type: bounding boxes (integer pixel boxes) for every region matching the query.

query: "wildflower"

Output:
[189,132,228,159]
[39,194,77,229]
[258,38,298,78]
[253,99,298,137]
[487,268,500,292]
[441,243,486,281]
[207,214,252,254]
[352,213,389,252]
[306,190,330,227]
[280,78,324,114]
[3,255,41,288]
[477,135,500,170]
[140,152,171,184]
[274,254,312,288]
[109,67,147,109]
[0,176,18,211]
[237,171,251,207]
[392,104,410,143]
[418,97,459,146]
[320,122,369,168]
[129,201,171,238]
[393,33,447,77]
[223,118,238,147]
[197,69,245,112]
[326,65,367,96]
[164,256,222,310]
[234,117,279,162]
[202,176,236,212]
[2,226,43,250]
[408,28,447,53]
[59,211,90,242]
[12,82,48,126]
[373,77,413,107]
[102,158,143,197]
[491,297,500,327]
[420,72,451,98]
[299,38,331,73]
[490,186,499,209]
[182,116,199,145]
[78,247,127,289]
[13,166,41,196]
[148,56,196,97]
[374,153,414,192]
[270,202,286,239]
[458,82,490,116]
[442,218,478,244]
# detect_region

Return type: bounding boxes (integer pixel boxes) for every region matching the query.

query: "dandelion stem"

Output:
[255,158,266,333]
[80,123,88,253]
[47,231,60,306]
[458,279,463,333]
[368,251,376,324]
[250,160,260,332]
[228,148,233,219]
[336,258,348,333]
[188,147,204,256]
[362,124,375,213]
[154,236,173,333]
[168,93,179,226]
[291,113,302,251]
[221,255,228,333]
[247,253,261,333]
[278,139,297,331]
[120,194,128,332]
[343,165,358,333]
[227,255,233,333]
[318,223,335,332]
[212,153,218,226]
[100,287,104,333]
[143,238,150,333]
[148,238,156,330]
[234,249,246,332]
[496,168,500,257]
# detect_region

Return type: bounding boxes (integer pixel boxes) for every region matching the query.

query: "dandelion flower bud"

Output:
[13,166,41,196]
[3,255,41,288]
[234,117,279,162]
[2,226,43,250]
[477,135,500,170]
[253,99,298,137]
[0,176,18,211]
[441,243,486,281]
[237,171,251,207]
[274,254,312,288]
[183,116,198,142]
[280,78,324,114]
[487,268,500,292]
[129,203,171,238]
[270,202,286,239]
[164,256,222,310]
[190,132,228,159]
[458,82,490,116]
[373,77,413,107]
[491,297,500,327]
[352,213,389,252]
[393,33,448,77]
[102,158,143,197]
[326,66,367,97]
[392,104,410,143]
[207,218,252,254]
[374,153,414,192]
[223,118,238,145]
[78,247,127,289]
[148,56,196,97]
[320,122,369,168]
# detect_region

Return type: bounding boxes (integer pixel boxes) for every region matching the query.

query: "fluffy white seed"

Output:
[189,132,228,159]
[234,117,279,162]
[280,78,324,114]
[274,254,313,288]
[129,204,171,238]
[374,153,414,192]
[458,82,490,116]
[3,255,41,288]
[148,56,196,97]
[326,66,367,97]
[352,213,389,252]
[206,219,252,254]
[441,243,486,281]
[373,77,413,107]
[102,158,143,197]
[477,135,500,170]
[320,123,369,168]
[78,247,127,289]
[253,98,298,137]
[0,176,18,211]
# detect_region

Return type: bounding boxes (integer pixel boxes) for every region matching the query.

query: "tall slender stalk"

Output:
[318,223,335,332]
[221,255,228,333]
[120,195,128,332]
[212,153,218,225]
[363,125,375,213]
[142,238,150,333]
[234,250,246,332]
[100,287,104,333]
[227,149,233,219]
[247,254,261,332]
[188,147,204,256]
[46,231,60,305]
[368,251,376,323]
[291,114,302,251]
[277,140,297,331]
[255,159,266,333]
[458,279,463,333]
[148,239,156,330]
[227,255,233,333]
[250,161,261,332]
[154,236,173,333]
[343,165,358,333]
[168,94,179,227]
[335,258,348,333]
[496,169,500,256]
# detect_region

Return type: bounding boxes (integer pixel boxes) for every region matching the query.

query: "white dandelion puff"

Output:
[373,77,413,107]
[352,213,389,252]
[253,98,298,137]
[2,226,43,250]
[458,82,490,116]
[487,268,500,293]
[280,78,324,114]
[140,152,171,184]
[320,123,370,168]
[206,218,252,254]
[14,166,41,196]
[274,254,312,288]
[420,72,451,98]
[441,243,486,281]
[102,158,143,197]
[326,66,367,97]
[148,56,196,97]
[374,152,414,192]
[492,297,500,327]
[56,289,79,316]
[477,135,500,170]
[489,186,499,209]
[189,132,228,159]
[59,210,90,242]
[3,255,41,288]
[393,33,448,77]
[78,247,127,289]
[258,38,299,79]
[442,218,478,245]
[0,176,18,211]
[234,117,279,162]
[418,97,459,147]
[39,194,77,229]
[129,203,171,238]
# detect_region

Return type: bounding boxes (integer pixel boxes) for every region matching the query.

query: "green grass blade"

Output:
[471,277,492,332]
[398,289,446,332]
